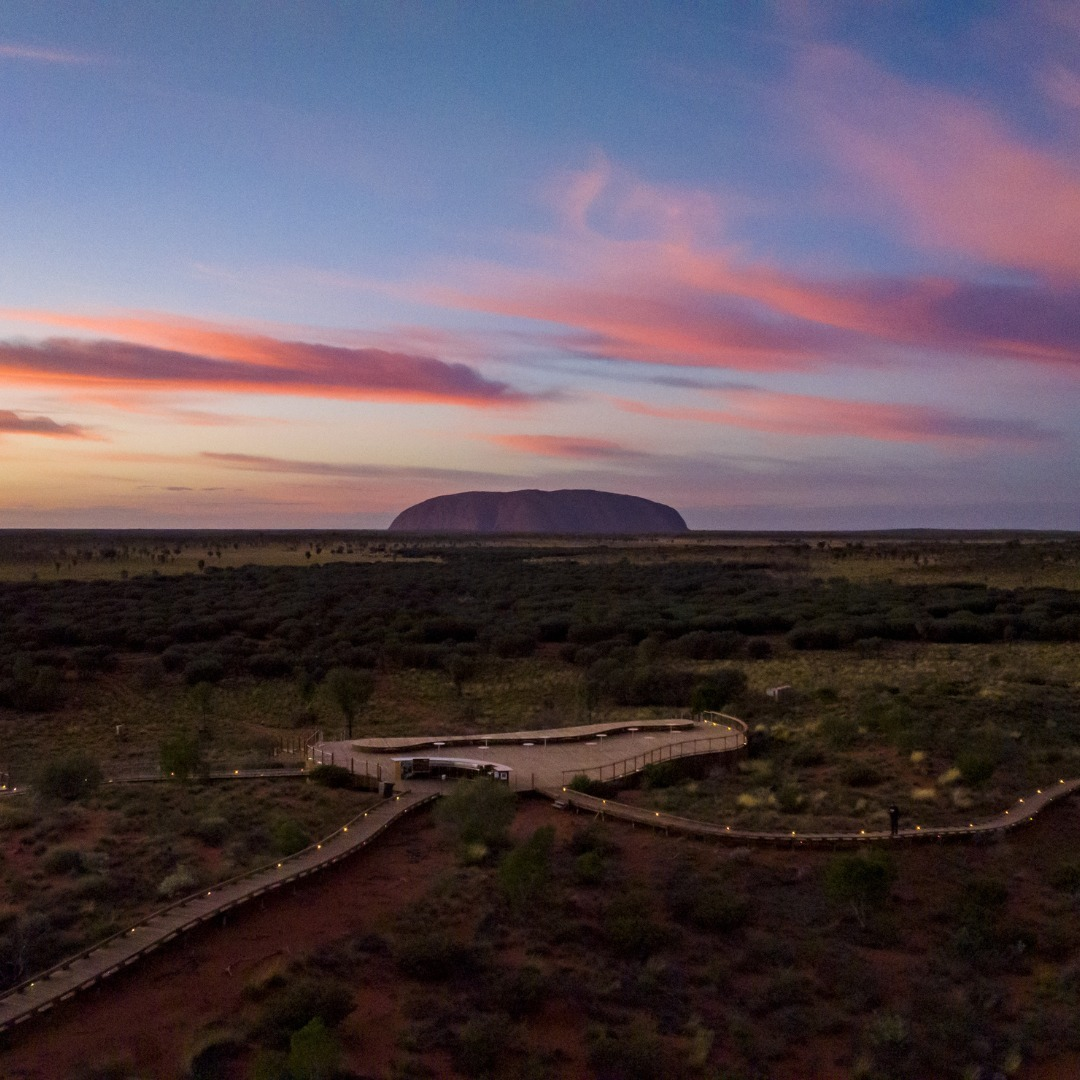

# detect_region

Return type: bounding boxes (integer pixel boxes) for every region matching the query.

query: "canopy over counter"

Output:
[392,756,513,782]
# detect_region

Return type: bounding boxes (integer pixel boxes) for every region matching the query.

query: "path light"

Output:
[860,829,865,835]
[1019,798,1024,803]
[317,844,322,850]
[234,770,239,775]
[1038,789,1042,794]
[343,826,348,832]
[277,863,282,868]
[916,826,921,831]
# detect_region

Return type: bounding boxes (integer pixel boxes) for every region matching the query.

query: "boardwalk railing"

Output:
[0,790,438,1035]
[552,778,1080,848]
[560,715,747,787]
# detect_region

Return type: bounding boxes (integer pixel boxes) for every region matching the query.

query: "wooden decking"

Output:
[543,777,1080,847]
[0,788,437,1035]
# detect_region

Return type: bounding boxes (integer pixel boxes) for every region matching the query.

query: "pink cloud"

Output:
[0,409,92,439]
[484,434,644,460]
[0,311,533,407]
[617,389,1055,447]
[799,44,1080,280]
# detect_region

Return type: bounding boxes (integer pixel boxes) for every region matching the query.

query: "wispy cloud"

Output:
[483,434,646,460]
[0,310,536,407]
[0,42,97,64]
[0,409,93,439]
[200,451,514,484]
[798,44,1080,281]
[412,159,1080,375]
[617,390,1056,447]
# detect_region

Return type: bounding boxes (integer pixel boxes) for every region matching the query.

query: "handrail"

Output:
[0,790,437,1026]
[548,778,1080,848]
[561,715,748,786]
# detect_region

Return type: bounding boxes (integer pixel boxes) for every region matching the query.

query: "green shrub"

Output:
[271,817,311,857]
[567,774,605,796]
[255,976,354,1046]
[288,1017,341,1080]
[395,931,478,981]
[43,846,86,876]
[842,763,882,788]
[824,852,896,929]
[642,761,680,789]
[34,751,102,802]
[160,732,203,780]
[189,816,230,846]
[309,764,356,789]
[956,748,997,787]
[573,850,606,885]
[603,893,668,959]
[434,778,515,849]
[498,826,554,914]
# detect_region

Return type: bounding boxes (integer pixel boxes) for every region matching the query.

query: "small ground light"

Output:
[343,826,348,831]
[277,863,282,868]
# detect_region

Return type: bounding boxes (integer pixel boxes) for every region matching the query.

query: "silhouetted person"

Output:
[888,804,900,837]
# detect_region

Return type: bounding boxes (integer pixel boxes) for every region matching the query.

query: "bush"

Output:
[255,976,354,1046]
[498,826,554,914]
[394,931,478,981]
[642,761,680,789]
[690,668,748,713]
[824,852,896,930]
[34,751,102,802]
[159,866,198,899]
[434,778,515,849]
[568,774,605,796]
[288,1017,341,1080]
[160,732,203,780]
[956,748,997,787]
[43,847,87,876]
[603,893,667,959]
[271,817,311,857]
[308,764,357,789]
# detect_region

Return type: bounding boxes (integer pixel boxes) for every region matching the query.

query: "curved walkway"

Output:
[545,778,1080,847]
[317,714,747,791]
[0,788,436,1035]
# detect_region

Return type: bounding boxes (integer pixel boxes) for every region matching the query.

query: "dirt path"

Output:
[0,806,454,1080]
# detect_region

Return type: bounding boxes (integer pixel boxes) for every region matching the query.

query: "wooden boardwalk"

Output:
[544,777,1080,847]
[0,788,436,1036]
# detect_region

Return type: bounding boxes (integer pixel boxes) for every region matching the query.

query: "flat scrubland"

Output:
[6,794,1080,1080]
[1,529,1079,1076]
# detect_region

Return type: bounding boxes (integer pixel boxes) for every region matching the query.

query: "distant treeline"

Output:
[1,547,1078,710]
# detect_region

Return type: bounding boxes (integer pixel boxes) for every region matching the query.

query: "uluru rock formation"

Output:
[388,489,688,534]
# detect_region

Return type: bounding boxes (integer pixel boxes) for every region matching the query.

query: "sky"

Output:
[1,1,1078,530]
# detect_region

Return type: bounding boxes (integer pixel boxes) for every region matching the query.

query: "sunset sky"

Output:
[1,2,1078,529]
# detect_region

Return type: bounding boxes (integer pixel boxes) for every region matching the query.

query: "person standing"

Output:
[888,804,900,837]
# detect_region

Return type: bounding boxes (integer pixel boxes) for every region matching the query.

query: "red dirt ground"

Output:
[3,796,1079,1079]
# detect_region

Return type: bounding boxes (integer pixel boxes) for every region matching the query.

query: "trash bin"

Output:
[381,781,394,798]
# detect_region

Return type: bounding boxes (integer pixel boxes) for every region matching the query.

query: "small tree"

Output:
[324,667,375,738]
[160,731,203,780]
[824,851,896,929]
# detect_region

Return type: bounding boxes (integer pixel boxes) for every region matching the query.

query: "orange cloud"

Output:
[0,311,533,407]
[617,390,1055,447]
[484,434,644,460]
